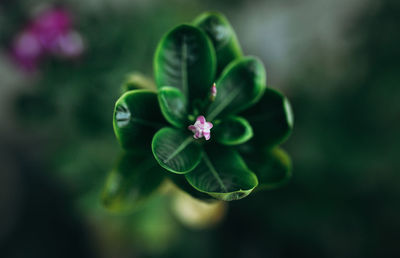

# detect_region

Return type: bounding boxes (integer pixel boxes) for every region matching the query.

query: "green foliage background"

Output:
[0,0,399,258]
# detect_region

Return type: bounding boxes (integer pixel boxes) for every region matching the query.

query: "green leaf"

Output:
[193,12,242,75]
[154,24,216,102]
[101,151,165,212]
[240,147,292,191]
[121,72,156,93]
[213,116,253,145]
[241,88,294,147]
[152,127,202,174]
[158,86,188,127]
[168,174,214,202]
[206,57,266,120]
[185,145,258,201]
[113,90,166,150]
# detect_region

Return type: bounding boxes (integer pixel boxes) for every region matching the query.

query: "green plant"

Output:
[104,12,293,210]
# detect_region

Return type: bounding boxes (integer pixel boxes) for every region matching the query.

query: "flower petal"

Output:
[197,115,206,124]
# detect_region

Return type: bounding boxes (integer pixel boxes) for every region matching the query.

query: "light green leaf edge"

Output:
[153,24,217,101]
[255,148,292,191]
[185,149,259,201]
[193,11,243,73]
[121,72,157,93]
[206,56,267,121]
[244,87,294,148]
[113,90,166,150]
[158,86,188,128]
[214,116,253,146]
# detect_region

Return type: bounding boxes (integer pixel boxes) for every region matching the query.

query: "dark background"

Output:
[0,0,399,257]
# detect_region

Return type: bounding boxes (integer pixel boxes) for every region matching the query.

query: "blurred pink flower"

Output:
[11,7,84,71]
[188,115,213,140]
[31,8,72,51]
[55,30,84,57]
[12,30,43,71]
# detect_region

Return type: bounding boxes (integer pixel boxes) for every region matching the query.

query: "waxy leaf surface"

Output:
[240,146,292,191]
[113,90,166,150]
[193,12,242,74]
[152,127,202,174]
[158,86,188,128]
[241,88,293,147]
[154,24,216,102]
[213,116,253,145]
[207,57,266,120]
[186,145,258,201]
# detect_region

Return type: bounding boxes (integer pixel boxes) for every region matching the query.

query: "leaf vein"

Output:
[163,136,193,163]
[203,152,228,192]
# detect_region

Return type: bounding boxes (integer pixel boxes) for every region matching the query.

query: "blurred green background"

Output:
[1,0,399,257]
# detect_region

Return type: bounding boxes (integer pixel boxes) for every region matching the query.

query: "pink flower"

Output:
[188,115,213,140]
[54,30,84,57]
[31,8,73,52]
[210,82,217,100]
[11,30,43,71]
[10,7,84,71]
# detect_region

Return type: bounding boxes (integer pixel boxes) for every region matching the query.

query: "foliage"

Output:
[108,11,294,208]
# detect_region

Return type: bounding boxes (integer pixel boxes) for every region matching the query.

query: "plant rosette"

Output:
[106,12,293,209]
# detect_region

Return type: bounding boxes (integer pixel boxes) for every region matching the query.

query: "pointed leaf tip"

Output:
[185,145,258,201]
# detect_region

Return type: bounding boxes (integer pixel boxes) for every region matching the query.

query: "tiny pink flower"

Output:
[210,82,217,100]
[188,115,213,140]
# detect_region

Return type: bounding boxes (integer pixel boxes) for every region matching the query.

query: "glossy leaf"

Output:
[241,88,294,147]
[193,11,242,74]
[113,90,166,150]
[121,72,156,93]
[154,24,216,101]
[206,57,266,120]
[152,127,202,174]
[213,116,253,145]
[158,86,188,127]
[240,147,292,191]
[185,145,258,201]
[101,151,165,212]
[168,174,214,202]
